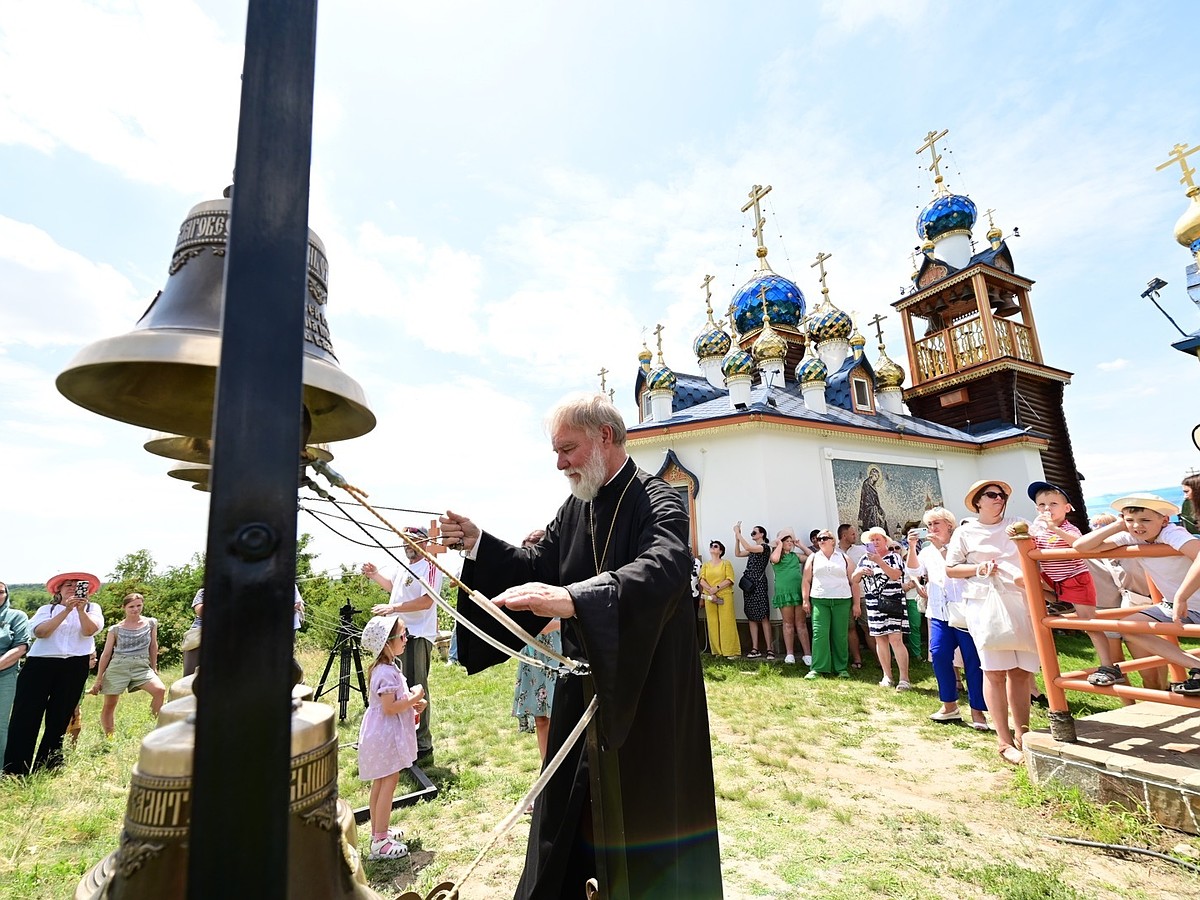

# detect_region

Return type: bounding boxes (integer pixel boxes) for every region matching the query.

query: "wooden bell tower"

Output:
[892,240,1089,526]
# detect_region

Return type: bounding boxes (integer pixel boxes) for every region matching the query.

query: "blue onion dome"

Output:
[875,345,905,389]
[751,313,787,363]
[916,192,977,242]
[693,312,732,359]
[721,346,754,379]
[730,272,805,335]
[797,347,828,385]
[808,298,853,344]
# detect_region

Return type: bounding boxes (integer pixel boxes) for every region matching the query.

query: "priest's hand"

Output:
[492,583,576,619]
[440,510,480,552]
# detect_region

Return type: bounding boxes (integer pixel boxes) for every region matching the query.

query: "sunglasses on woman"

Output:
[980,490,1008,501]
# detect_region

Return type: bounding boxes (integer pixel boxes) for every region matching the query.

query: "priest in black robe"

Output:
[441,394,723,900]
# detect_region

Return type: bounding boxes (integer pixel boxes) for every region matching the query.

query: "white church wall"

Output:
[630,423,1047,622]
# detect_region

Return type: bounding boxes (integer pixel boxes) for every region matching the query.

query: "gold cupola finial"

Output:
[740,184,775,270]
[917,128,951,195]
[701,273,715,318]
[1157,142,1200,262]
[751,284,787,362]
[598,366,608,395]
[867,312,887,346]
[654,322,666,366]
[984,208,1003,248]
[811,250,833,300]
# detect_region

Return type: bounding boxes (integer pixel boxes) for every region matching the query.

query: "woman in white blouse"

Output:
[3,571,103,774]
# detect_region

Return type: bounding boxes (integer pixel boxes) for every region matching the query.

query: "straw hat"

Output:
[1109,493,1179,517]
[963,479,1013,512]
[861,527,890,544]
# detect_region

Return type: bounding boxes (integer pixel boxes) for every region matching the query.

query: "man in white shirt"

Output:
[1076,493,1200,694]
[362,526,443,761]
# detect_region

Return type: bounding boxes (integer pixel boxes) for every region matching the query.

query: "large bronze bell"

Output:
[56,190,375,443]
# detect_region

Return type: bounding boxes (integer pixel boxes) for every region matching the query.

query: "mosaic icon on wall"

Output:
[831,459,943,537]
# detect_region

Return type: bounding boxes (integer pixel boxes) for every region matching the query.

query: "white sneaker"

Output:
[802,655,813,667]
[784,654,796,664]
[879,676,893,687]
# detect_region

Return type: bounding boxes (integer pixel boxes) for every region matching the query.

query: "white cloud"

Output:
[1097,358,1129,371]
[0,216,142,347]
[0,0,243,191]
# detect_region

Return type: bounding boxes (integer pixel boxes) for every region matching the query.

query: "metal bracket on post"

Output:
[584,680,629,900]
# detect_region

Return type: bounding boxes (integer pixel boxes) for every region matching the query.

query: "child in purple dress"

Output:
[358,614,427,860]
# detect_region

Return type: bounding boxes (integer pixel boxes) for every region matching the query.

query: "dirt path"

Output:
[709,703,1199,900]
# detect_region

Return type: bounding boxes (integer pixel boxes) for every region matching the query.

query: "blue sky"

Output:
[2,1,1198,583]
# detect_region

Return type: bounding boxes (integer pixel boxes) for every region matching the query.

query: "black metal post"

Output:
[189,1,318,897]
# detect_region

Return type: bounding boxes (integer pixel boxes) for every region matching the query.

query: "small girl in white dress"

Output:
[358,614,426,860]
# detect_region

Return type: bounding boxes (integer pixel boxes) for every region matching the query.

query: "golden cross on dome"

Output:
[757,284,773,325]
[810,251,832,297]
[1156,143,1200,196]
[653,323,665,364]
[741,184,774,268]
[700,273,716,319]
[867,312,887,345]
[916,128,949,190]
[727,301,738,339]
[598,366,608,394]
[984,208,997,228]
[608,388,615,402]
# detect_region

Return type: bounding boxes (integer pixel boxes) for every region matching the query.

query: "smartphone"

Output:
[74,581,89,600]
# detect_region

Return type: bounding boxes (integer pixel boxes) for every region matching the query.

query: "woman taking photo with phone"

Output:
[3,572,104,774]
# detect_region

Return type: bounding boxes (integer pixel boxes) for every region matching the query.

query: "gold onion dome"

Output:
[875,345,905,389]
[808,298,854,344]
[638,342,653,365]
[751,313,787,363]
[1175,188,1200,253]
[849,328,866,351]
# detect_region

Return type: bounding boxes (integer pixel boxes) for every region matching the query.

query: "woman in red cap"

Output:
[3,572,104,774]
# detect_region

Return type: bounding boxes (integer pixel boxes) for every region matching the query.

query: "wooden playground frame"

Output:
[1013,537,1200,743]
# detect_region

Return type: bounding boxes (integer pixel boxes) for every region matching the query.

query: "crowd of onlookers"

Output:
[697,474,1200,764]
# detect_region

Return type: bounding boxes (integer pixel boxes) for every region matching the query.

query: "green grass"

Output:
[1,637,1199,899]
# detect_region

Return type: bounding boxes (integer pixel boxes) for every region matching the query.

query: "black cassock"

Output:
[458,457,723,900]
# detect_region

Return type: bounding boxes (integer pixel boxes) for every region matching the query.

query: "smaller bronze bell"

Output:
[145,432,334,464]
[166,463,210,491]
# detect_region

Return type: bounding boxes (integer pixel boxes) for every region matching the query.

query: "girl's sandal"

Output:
[998,745,1023,766]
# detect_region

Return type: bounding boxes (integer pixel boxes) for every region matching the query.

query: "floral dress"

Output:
[513,629,562,733]
[358,663,418,781]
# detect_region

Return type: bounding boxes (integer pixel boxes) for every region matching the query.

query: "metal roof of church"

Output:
[628,380,1030,446]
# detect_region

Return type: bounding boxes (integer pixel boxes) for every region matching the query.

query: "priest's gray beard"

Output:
[566,443,608,501]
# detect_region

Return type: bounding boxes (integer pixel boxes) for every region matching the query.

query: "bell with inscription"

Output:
[56,188,375,444]
[75,697,385,900]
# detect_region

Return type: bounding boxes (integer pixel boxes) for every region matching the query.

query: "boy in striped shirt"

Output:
[1027,481,1120,683]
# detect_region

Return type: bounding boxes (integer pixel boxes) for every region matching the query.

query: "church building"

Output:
[622,133,1088,623]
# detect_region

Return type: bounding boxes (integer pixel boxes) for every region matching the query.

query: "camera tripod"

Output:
[315,601,368,721]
